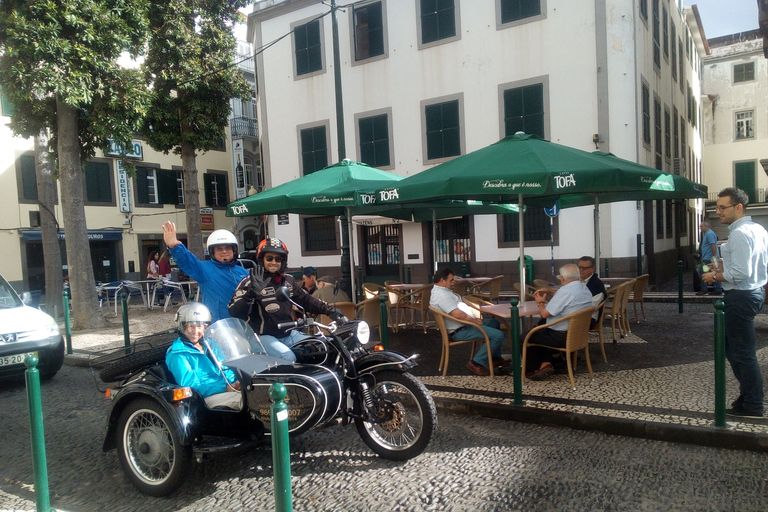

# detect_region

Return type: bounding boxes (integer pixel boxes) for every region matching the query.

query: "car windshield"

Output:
[0,275,22,309]
[204,317,267,362]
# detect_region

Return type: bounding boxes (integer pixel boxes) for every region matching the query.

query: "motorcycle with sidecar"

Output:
[97,288,437,496]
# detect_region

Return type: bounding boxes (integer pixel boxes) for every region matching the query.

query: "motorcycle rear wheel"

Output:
[116,398,191,496]
[355,370,437,461]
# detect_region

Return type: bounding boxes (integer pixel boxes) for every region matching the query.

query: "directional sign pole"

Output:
[544,201,560,282]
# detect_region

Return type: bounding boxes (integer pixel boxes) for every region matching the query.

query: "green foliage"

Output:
[142,0,251,155]
[0,0,150,161]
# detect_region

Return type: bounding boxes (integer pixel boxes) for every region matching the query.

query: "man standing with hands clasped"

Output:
[703,187,768,418]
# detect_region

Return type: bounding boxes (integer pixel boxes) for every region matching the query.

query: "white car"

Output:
[0,274,64,381]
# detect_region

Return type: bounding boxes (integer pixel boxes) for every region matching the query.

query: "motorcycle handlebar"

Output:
[277,319,304,330]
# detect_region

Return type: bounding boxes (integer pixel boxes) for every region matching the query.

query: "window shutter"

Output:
[157,169,178,204]
[135,167,150,204]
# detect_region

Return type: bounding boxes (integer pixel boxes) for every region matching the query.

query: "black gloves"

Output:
[329,307,347,324]
[247,265,268,297]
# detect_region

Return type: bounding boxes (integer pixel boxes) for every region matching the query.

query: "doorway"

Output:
[363,224,402,284]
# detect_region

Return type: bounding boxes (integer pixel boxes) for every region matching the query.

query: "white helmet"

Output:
[175,302,212,333]
[206,229,238,259]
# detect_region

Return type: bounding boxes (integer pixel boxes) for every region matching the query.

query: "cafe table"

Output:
[454,276,492,295]
[480,301,541,333]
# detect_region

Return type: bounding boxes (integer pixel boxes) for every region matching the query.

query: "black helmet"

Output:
[256,237,289,273]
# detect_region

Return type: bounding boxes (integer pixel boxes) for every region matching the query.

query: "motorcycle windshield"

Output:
[204,318,268,362]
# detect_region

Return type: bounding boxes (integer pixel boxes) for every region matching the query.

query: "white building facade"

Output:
[247,0,706,286]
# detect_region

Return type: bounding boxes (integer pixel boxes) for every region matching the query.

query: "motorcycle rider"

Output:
[228,237,344,362]
[162,221,249,322]
[165,303,242,410]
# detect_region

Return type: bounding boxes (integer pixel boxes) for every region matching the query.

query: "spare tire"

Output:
[99,343,171,383]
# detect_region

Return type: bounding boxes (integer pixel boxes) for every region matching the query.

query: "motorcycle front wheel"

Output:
[355,370,437,461]
[116,398,191,496]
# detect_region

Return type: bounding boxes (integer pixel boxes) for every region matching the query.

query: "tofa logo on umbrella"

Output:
[231,204,249,215]
[553,173,576,189]
[379,189,399,201]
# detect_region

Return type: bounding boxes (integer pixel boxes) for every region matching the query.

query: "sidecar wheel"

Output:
[355,371,437,461]
[116,398,191,496]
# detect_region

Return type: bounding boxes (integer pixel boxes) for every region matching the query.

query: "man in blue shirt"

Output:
[697,221,722,295]
[703,188,768,418]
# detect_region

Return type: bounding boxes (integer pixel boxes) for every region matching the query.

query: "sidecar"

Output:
[97,318,344,497]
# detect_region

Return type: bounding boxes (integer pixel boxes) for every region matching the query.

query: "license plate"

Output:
[0,352,38,367]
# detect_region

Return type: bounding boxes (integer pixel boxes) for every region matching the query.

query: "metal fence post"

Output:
[63,289,72,355]
[379,294,389,350]
[25,354,52,512]
[509,297,523,406]
[269,383,293,512]
[121,292,130,355]
[677,260,684,313]
[713,300,726,427]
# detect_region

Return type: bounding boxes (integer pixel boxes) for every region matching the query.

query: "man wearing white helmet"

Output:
[162,221,249,321]
[228,237,344,361]
[165,303,242,410]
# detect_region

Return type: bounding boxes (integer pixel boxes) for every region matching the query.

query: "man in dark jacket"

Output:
[228,238,343,362]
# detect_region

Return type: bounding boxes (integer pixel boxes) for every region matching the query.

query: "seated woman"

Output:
[165,303,242,410]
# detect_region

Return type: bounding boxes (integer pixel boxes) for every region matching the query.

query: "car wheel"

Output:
[39,340,65,381]
[116,398,191,497]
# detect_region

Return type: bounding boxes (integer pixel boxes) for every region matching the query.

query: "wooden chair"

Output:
[390,284,433,333]
[630,274,649,323]
[603,280,634,342]
[533,279,558,289]
[462,295,511,339]
[619,278,636,335]
[469,275,504,303]
[384,282,411,332]
[362,282,386,299]
[429,306,495,377]
[355,297,382,341]
[316,301,357,329]
[588,298,609,362]
[513,283,537,301]
[522,306,595,389]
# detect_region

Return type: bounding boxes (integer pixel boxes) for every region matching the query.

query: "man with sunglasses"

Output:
[702,187,768,418]
[228,237,344,362]
[577,256,606,328]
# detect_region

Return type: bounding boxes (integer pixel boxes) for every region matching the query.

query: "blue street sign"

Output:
[544,201,560,218]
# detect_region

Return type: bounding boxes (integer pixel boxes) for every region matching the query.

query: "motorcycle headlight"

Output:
[356,321,371,345]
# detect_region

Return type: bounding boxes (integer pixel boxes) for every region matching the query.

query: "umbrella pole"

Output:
[346,207,357,302]
[433,209,438,274]
[518,194,526,302]
[593,196,601,274]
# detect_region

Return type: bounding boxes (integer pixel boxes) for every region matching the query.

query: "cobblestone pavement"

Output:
[2,365,768,512]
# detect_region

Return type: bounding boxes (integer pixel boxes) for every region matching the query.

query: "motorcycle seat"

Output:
[147,362,177,385]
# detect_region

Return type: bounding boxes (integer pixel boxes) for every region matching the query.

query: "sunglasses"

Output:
[578,265,593,270]
[264,255,283,263]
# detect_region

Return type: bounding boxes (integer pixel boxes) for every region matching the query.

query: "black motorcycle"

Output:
[97,287,437,496]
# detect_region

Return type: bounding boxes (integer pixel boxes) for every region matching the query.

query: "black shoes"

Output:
[725,406,764,419]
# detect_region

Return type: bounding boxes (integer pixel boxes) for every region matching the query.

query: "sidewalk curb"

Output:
[433,396,768,453]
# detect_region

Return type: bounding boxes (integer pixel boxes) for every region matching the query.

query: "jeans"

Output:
[723,288,765,414]
[254,330,310,363]
[451,318,505,367]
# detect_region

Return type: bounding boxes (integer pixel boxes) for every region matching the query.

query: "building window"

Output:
[19,155,37,201]
[300,125,329,175]
[678,39,684,92]
[353,1,385,61]
[303,216,338,252]
[503,83,544,138]
[733,62,755,83]
[501,209,552,243]
[664,107,671,161]
[84,161,114,205]
[137,167,158,204]
[420,0,456,45]
[294,19,323,76]
[735,110,755,140]
[176,171,185,206]
[136,167,180,206]
[358,113,391,168]
[655,200,663,239]
[652,0,660,69]
[204,172,229,208]
[673,106,679,159]
[671,23,677,82]
[639,0,647,21]
[654,98,662,170]
[424,99,461,161]
[680,114,686,172]
[641,82,651,145]
[665,200,673,238]
[499,0,541,24]
[662,6,669,59]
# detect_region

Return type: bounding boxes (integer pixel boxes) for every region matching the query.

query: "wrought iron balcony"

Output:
[230,116,258,139]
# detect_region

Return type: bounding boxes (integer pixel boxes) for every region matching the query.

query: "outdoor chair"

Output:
[462,295,511,340]
[588,298,609,363]
[355,296,383,341]
[362,282,387,299]
[430,306,495,377]
[151,279,188,312]
[619,278,636,335]
[384,282,411,332]
[630,274,649,323]
[603,280,635,343]
[469,275,504,303]
[522,306,595,389]
[316,301,356,327]
[533,279,558,289]
[513,283,537,301]
[394,284,433,333]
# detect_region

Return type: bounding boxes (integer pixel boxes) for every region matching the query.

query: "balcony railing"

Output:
[230,116,258,139]
[706,188,767,204]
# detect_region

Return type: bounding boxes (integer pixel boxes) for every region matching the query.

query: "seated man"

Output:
[430,267,508,376]
[314,275,351,304]
[526,263,594,381]
[300,266,318,295]
[165,303,242,410]
[577,255,606,327]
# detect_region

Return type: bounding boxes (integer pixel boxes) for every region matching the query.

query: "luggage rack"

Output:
[89,330,177,370]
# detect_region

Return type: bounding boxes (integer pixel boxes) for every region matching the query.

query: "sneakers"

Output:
[466,360,491,376]
[725,406,764,419]
[526,363,554,381]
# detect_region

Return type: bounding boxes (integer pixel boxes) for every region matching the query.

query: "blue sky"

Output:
[684,0,760,39]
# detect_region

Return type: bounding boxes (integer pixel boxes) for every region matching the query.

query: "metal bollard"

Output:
[406,266,411,284]
[604,259,610,278]
[677,260,684,313]
[269,383,293,512]
[379,294,389,350]
[63,289,72,355]
[713,300,726,427]
[509,297,523,406]
[24,354,52,512]
[121,292,131,355]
